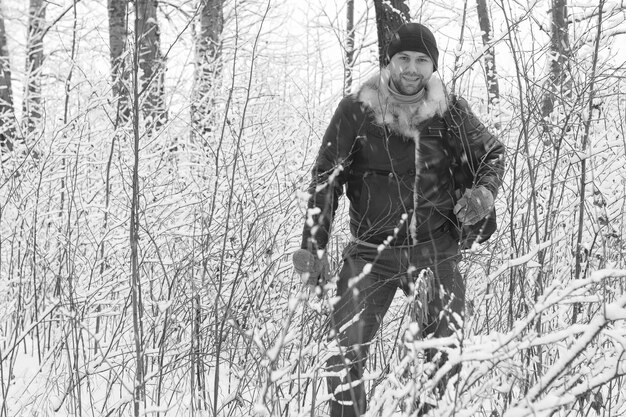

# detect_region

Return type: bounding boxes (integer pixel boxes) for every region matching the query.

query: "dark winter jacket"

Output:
[301,70,505,251]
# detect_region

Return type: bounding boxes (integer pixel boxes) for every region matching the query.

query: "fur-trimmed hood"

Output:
[357,68,448,140]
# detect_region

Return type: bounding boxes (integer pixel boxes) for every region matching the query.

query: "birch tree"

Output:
[191,0,224,138]
[373,0,410,67]
[108,0,131,124]
[0,0,15,153]
[23,0,45,136]
[541,0,572,124]
[476,0,500,111]
[343,0,355,96]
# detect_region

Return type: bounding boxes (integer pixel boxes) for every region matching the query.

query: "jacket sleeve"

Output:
[300,97,360,251]
[448,96,506,198]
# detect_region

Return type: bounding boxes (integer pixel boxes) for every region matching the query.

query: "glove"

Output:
[454,185,494,226]
[292,249,330,287]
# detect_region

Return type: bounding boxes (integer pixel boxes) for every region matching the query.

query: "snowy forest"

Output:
[1,0,626,416]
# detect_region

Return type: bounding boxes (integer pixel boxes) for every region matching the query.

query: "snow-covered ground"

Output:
[1,0,626,416]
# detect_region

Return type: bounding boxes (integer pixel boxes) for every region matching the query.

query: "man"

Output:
[293,22,505,417]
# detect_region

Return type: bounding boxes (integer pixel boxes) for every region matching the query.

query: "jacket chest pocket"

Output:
[357,128,414,172]
[426,125,446,138]
[418,127,452,171]
[357,124,386,156]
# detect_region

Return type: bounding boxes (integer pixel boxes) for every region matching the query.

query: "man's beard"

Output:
[391,73,426,95]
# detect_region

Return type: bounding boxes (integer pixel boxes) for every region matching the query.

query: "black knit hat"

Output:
[387,23,439,71]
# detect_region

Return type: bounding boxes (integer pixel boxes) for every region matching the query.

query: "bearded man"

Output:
[294,22,506,417]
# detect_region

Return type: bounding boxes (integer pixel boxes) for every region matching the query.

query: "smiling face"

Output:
[387,51,434,95]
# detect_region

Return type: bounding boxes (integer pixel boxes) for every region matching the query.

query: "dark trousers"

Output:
[326,233,464,417]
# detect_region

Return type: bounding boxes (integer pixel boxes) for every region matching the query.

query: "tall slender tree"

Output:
[136,0,167,130]
[476,0,500,111]
[0,0,15,153]
[343,0,355,96]
[190,0,224,406]
[23,0,45,136]
[373,0,410,67]
[191,0,224,138]
[541,0,572,124]
[108,0,131,124]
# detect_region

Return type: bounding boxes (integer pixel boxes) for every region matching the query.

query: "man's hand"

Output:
[292,249,330,287]
[454,185,494,226]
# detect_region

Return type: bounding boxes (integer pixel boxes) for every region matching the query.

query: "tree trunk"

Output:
[344,0,355,96]
[136,0,167,131]
[373,0,410,67]
[191,0,224,138]
[476,0,500,110]
[108,0,131,124]
[541,0,572,123]
[0,1,15,153]
[23,0,45,136]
